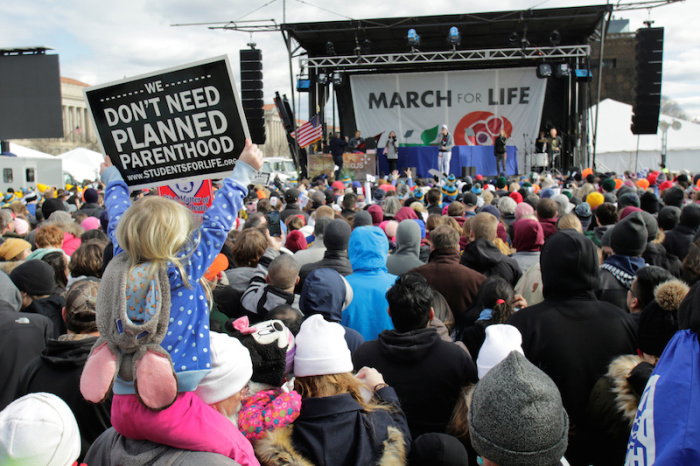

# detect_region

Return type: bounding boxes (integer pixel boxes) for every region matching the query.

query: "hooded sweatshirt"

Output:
[387,220,424,276]
[16,335,112,460]
[460,238,522,287]
[341,227,396,341]
[508,230,636,465]
[353,328,477,439]
[510,218,544,274]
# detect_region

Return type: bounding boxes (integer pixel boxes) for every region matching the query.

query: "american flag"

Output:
[292,114,323,148]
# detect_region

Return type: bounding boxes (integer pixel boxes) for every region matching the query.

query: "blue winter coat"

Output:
[342,227,397,341]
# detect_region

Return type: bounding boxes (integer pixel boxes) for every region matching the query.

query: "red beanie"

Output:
[285,230,308,253]
[509,191,523,204]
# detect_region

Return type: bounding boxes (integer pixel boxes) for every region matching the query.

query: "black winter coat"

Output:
[460,238,522,287]
[16,336,112,461]
[663,224,697,261]
[353,328,477,439]
[24,295,66,339]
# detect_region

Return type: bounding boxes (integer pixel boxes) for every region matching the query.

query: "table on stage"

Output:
[377,145,518,178]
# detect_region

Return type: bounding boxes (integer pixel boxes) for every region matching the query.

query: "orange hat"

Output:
[582,167,593,178]
[614,178,623,190]
[204,253,229,282]
[532,184,540,194]
[637,179,650,190]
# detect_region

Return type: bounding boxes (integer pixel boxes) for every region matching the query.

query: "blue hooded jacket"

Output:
[342,227,396,341]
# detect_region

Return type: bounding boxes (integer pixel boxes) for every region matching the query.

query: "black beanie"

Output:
[41,198,67,220]
[640,192,660,214]
[611,213,647,257]
[352,211,372,229]
[323,219,351,251]
[9,260,55,296]
[638,280,688,356]
[663,186,685,208]
[602,178,616,193]
[680,203,700,229]
[658,206,681,231]
[586,174,595,184]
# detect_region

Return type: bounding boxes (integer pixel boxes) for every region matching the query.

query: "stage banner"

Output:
[350,68,546,173]
[85,56,250,190]
[308,152,376,181]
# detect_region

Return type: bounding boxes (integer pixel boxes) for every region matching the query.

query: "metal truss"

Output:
[301,45,591,70]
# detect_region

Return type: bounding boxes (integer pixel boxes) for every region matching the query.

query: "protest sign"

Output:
[85,56,250,190]
[157,179,213,220]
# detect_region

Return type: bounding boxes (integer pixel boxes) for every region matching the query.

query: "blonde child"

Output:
[83,140,263,465]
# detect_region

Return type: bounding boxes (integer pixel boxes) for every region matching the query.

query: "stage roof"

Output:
[282,5,611,58]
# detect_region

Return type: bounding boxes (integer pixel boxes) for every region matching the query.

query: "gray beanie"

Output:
[468,351,569,466]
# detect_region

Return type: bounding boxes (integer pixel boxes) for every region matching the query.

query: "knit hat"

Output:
[637,179,651,190]
[618,193,641,210]
[574,202,592,219]
[294,314,352,377]
[658,180,674,192]
[285,230,308,253]
[539,187,554,199]
[0,238,31,261]
[657,172,667,184]
[323,219,351,251]
[602,178,616,193]
[619,206,643,221]
[368,204,384,225]
[195,331,253,404]
[638,280,688,357]
[83,188,98,204]
[10,260,55,296]
[496,177,507,189]
[80,216,101,231]
[352,210,373,228]
[509,191,523,204]
[441,184,458,201]
[552,194,573,214]
[0,393,81,466]
[586,192,605,209]
[640,211,659,242]
[514,202,534,220]
[640,192,660,214]
[41,198,67,220]
[373,189,386,202]
[663,186,685,208]
[680,203,700,229]
[284,188,300,204]
[611,213,647,257]
[412,433,469,466]
[23,191,38,204]
[603,193,617,204]
[468,352,569,466]
[658,206,681,230]
[480,205,501,220]
[13,218,29,236]
[647,172,659,186]
[476,325,524,379]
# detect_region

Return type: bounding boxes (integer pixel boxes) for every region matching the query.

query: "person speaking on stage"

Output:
[384,131,399,174]
[438,124,453,176]
[494,129,508,175]
[349,130,365,152]
[547,128,563,170]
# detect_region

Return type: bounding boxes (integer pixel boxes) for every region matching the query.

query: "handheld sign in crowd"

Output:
[157,180,214,221]
[85,56,250,190]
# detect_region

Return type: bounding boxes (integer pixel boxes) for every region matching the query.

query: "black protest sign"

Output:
[85,56,250,189]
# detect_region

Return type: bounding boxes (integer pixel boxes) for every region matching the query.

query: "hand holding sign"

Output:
[239,139,263,172]
[100,155,114,176]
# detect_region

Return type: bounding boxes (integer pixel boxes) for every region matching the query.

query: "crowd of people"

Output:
[2,149,700,465]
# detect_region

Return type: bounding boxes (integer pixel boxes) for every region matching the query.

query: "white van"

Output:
[261,157,297,182]
[0,156,68,193]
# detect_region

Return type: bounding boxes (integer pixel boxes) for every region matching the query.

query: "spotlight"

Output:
[361,39,372,54]
[448,26,461,48]
[549,30,561,46]
[508,31,519,46]
[325,41,336,55]
[537,63,553,78]
[318,72,329,85]
[332,71,343,86]
[555,63,571,78]
[408,29,420,47]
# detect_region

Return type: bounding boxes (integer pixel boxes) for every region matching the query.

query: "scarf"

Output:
[601,255,646,290]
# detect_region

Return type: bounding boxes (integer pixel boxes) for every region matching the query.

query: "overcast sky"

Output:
[1,0,697,121]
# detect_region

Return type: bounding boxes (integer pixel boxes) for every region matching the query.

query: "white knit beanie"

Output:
[477,324,524,379]
[294,314,353,377]
[0,393,81,466]
[195,331,253,405]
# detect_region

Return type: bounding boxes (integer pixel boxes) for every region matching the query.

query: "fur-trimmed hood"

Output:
[605,354,657,427]
[255,425,406,466]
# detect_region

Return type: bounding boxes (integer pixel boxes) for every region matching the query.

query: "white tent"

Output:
[58,147,104,182]
[6,143,55,159]
[592,99,700,174]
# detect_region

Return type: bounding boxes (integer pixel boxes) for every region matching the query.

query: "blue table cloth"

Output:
[377,146,518,178]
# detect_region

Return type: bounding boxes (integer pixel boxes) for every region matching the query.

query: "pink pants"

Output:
[111,392,260,466]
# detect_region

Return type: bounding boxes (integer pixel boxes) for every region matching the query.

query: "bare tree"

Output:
[661,96,690,121]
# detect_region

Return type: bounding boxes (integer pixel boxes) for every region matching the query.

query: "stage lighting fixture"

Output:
[448,27,461,47]
[537,63,553,78]
[408,29,420,47]
[326,41,336,55]
[332,71,343,86]
[361,39,372,54]
[508,31,519,46]
[549,29,561,46]
[555,63,571,78]
[318,72,329,85]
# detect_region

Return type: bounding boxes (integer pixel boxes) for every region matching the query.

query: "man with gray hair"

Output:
[410,224,486,319]
[240,254,301,323]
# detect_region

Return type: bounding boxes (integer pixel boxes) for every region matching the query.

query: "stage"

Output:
[377,146,519,178]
